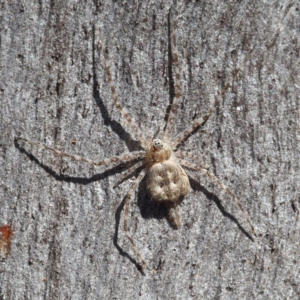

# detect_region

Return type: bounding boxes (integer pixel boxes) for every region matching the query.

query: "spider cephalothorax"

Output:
[146,139,172,163]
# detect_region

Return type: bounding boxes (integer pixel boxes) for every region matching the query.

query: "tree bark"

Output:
[1,0,299,299]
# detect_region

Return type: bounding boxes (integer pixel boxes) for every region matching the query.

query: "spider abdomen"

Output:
[146,160,190,204]
[146,160,190,228]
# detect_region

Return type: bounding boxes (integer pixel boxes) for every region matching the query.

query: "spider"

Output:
[16,11,256,272]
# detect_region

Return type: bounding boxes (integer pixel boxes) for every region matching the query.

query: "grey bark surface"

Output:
[1,0,299,299]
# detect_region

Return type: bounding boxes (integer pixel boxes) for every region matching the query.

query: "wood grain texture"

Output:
[1,0,299,299]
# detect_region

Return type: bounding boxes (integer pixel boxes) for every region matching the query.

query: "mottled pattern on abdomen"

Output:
[146,160,190,205]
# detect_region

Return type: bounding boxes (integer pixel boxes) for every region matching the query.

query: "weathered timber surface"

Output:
[0,1,299,299]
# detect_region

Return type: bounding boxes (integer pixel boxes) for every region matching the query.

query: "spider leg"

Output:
[16,137,145,167]
[172,112,213,149]
[114,160,147,188]
[123,168,148,271]
[171,46,256,149]
[177,158,256,237]
[164,8,181,140]
[99,33,149,149]
[175,150,210,170]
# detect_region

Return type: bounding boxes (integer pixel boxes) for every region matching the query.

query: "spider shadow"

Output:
[91,25,141,153]
[113,172,166,275]
[15,140,124,184]
[15,140,147,274]
[113,193,147,275]
[164,8,176,127]
[137,177,166,222]
[188,176,254,242]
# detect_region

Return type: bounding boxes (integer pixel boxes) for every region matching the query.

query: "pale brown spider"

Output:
[16,11,256,272]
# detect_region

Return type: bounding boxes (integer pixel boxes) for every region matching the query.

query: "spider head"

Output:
[146,139,172,162]
[152,139,164,151]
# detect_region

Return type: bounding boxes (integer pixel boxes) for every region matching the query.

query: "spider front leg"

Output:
[15,137,145,167]
[123,168,148,271]
[99,32,149,149]
[175,150,210,170]
[164,8,181,141]
[177,157,256,237]
[114,160,146,188]
[171,46,256,149]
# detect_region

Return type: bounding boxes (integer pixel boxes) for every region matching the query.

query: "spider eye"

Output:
[152,139,163,150]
